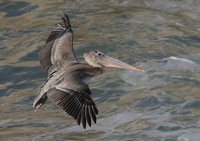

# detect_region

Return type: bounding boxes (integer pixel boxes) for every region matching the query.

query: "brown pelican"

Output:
[33,14,144,129]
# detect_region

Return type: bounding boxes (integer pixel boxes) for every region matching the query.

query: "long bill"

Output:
[98,56,144,72]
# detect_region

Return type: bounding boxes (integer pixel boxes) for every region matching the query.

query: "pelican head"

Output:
[84,51,144,72]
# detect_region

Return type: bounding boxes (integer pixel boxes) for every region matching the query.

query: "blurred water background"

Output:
[0,0,200,141]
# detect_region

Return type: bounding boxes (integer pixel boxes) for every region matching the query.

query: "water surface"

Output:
[1,0,200,141]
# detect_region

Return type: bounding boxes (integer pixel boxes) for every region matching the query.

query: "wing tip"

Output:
[61,14,71,28]
[46,14,73,43]
[59,14,72,32]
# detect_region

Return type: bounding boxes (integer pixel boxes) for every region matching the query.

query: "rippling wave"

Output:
[1,0,200,141]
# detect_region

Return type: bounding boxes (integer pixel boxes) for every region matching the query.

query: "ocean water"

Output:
[1,0,200,141]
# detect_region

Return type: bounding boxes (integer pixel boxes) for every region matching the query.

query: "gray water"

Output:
[1,0,200,141]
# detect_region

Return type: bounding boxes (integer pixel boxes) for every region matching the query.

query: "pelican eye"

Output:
[97,52,104,56]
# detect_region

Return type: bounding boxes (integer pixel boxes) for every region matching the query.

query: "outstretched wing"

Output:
[40,14,77,72]
[46,72,98,129]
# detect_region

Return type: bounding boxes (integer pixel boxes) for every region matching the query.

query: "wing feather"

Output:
[47,87,98,129]
[40,14,77,72]
[86,105,91,126]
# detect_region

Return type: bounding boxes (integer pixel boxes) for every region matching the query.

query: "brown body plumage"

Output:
[33,14,144,129]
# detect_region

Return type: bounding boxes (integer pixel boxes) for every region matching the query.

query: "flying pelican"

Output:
[33,14,144,129]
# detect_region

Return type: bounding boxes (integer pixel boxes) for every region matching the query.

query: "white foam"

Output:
[169,56,196,64]
[178,130,200,141]
[165,56,200,70]
[121,56,200,87]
